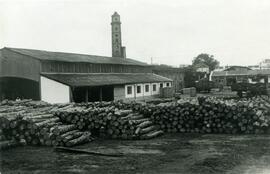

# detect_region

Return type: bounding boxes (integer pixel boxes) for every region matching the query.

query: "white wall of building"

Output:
[40,76,70,104]
[165,82,171,87]
[135,84,143,97]
[248,77,266,84]
[125,85,135,98]
[124,82,172,99]
[162,82,166,88]
[143,83,151,96]
[197,67,210,73]
[151,83,159,95]
[260,59,270,69]
[160,82,172,88]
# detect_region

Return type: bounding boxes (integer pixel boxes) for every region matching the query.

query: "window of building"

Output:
[166,82,170,87]
[127,86,132,95]
[160,83,163,88]
[115,27,118,31]
[145,85,149,92]
[153,84,157,91]
[137,86,141,94]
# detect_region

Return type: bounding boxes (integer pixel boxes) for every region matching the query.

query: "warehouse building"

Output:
[211,66,270,86]
[151,65,184,92]
[0,12,173,103]
[0,47,172,103]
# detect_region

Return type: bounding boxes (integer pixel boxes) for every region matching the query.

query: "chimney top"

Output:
[112,12,120,16]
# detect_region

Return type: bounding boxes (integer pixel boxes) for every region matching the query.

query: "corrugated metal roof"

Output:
[212,69,270,77]
[41,73,172,87]
[4,47,148,66]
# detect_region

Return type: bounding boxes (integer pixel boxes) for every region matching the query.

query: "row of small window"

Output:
[127,83,170,95]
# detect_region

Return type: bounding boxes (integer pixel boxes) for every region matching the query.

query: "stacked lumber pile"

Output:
[119,111,163,140]
[0,99,51,108]
[0,100,53,144]
[1,96,270,149]
[54,106,163,140]
[257,96,270,108]
[182,87,197,97]
[0,100,93,148]
[0,128,6,141]
[54,105,116,131]
[136,96,270,134]
[50,125,92,147]
[0,99,163,149]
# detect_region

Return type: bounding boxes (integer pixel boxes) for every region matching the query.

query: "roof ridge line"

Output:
[4,47,44,62]
[152,73,173,81]
[5,47,112,59]
[41,72,155,75]
[4,47,149,66]
[41,73,172,87]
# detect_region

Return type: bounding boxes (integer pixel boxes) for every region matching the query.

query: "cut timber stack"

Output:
[136,96,270,134]
[0,100,93,147]
[160,87,174,98]
[121,112,163,140]
[54,106,116,131]
[0,99,164,150]
[0,128,6,141]
[182,87,197,97]
[54,106,163,140]
[1,96,270,150]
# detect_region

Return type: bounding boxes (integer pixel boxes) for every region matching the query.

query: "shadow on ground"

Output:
[1,133,270,174]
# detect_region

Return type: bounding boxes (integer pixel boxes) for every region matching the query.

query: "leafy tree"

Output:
[192,53,220,71]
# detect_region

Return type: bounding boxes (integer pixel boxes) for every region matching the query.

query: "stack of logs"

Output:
[0,100,93,148]
[1,96,270,149]
[54,106,163,140]
[0,99,163,149]
[135,96,270,134]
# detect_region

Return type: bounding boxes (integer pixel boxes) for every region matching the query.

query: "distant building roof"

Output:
[248,65,260,68]
[261,59,270,63]
[150,65,184,73]
[212,69,270,77]
[41,73,172,87]
[194,63,209,69]
[3,47,148,66]
[179,64,189,68]
[224,66,251,71]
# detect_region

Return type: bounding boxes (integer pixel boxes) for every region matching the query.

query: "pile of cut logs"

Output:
[136,96,270,134]
[54,106,163,140]
[0,99,163,149]
[0,100,93,148]
[1,96,270,149]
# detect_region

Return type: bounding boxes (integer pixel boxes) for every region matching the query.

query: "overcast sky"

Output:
[1,0,270,66]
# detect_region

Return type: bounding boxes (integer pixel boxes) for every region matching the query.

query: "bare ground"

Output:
[1,133,270,174]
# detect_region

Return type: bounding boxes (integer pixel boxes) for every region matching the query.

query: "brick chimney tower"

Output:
[111,12,126,58]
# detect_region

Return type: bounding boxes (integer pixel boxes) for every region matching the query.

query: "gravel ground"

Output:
[1,133,270,174]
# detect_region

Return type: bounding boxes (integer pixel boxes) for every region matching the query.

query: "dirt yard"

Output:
[1,133,270,174]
